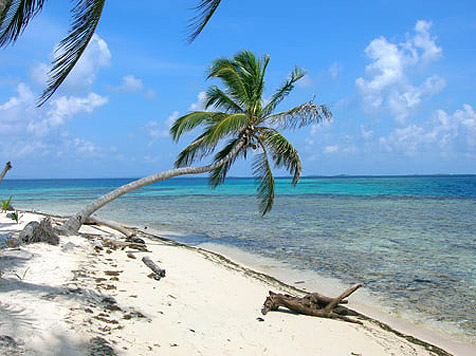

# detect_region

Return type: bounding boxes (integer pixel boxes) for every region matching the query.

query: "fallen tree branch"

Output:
[85,215,135,238]
[142,256,166,280]
[261,283,363,324]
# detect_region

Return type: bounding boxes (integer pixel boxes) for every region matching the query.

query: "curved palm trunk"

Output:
[0,161,12,183]
[59,140,244,235]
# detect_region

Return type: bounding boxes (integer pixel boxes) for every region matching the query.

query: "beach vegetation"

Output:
[0,0,222,105]
[58,50,332,234]
[10,211,20,224]
[1,196,12,212]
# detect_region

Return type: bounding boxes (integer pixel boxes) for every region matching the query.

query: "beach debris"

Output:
[5,238,19,248]
[85,215,135,238]
[20,218,59,245]
[142,256,166,281]
[93,240,104,250]
[126,236,145,244]
[261,283,363,324]
[88,336,117,356]
[126,253,136,259]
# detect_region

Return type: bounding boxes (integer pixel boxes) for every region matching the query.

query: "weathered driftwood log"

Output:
[141,256,166,280]
[262,283,363,324]
[20,217,60,245]
[0,161,12,183]
[85,215,135,238]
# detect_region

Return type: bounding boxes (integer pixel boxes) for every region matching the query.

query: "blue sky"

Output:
[1,1,475,178]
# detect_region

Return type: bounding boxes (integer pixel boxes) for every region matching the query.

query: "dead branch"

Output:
[20,217,60,245]
[85,215,135,238]
[142,256,166,280]
[262,283,363,324]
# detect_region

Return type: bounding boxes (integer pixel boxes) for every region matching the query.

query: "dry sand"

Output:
[0,211,465,356]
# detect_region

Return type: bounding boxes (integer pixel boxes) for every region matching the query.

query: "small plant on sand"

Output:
[1,196,12,212]
[10,211,21,224]
[14,267,30,281]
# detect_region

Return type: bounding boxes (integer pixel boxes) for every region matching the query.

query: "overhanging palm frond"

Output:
[170,111,221,141]
[205,86,243,113]
[252,147,275,216]
[209,137,245,187]
[187,0,222,43]
[38,0,106,106]
[261,66,306,118]
[260,127,301,185]
[203,113,249,144]
[175,132,217,167]
[268,101,332,130]
[0,0,46,47]
[208,58,250,107]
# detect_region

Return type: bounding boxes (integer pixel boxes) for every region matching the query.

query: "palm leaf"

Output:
[267,101,332,130]
[38,0,106,106]
[175,132,217,167]
[0,0,46,47]
[208,58,250,108]
[205,85,244,113]
[252,145,275,216]
[187,0,222,43]
[261,66,306,118]
[260,127,301,185]
[203,113,249,144]
[170,111,222,141]
[208,137,244,187]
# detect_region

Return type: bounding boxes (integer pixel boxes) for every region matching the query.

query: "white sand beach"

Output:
[0,211,470,356]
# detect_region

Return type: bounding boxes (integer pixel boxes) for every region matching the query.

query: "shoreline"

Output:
[0,211,476,356]
[0,210,474,355]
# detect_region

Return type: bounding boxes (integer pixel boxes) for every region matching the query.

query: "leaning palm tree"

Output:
[0,0,222,105]
[58,50,332,234]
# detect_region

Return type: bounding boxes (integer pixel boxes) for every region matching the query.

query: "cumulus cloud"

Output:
[379,104,476,157]
[109,75,144,92]
[356,20,444,123]
[145,111,179,141]
[189,91,208,111]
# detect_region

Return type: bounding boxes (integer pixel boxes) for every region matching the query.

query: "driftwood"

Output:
[262,283,363,324]
[20,217,60,245]
[0,161,12,183]
[141,256,166,280]
[85,215,135,238]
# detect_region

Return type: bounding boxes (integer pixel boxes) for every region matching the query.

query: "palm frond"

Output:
[170,111,222,141]
[208,58,250,108]
[260,127,301,185]
[0,0,46,47]
[252,145,275,216]
[267,101,332,130]
[203,113,249,145]
[187,0,221,43]
[175,132,217,167]
[38,0,106,106]
[208,137,244,187]
[205,85,244,113]
[261,66,306,118]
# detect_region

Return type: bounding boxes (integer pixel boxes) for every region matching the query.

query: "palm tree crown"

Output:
[171,50,332,215]
[0,0,222,105]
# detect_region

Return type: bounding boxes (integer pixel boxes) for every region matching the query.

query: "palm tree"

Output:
[58,50,332,234]
[0,161,12,183]
[0,0,222,105]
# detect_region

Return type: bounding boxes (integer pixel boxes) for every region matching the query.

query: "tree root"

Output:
[262,283,363,324]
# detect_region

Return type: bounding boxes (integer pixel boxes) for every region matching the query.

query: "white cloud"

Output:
[379,104,476,157]
[144,89,157,100]
[360,124,374,140]
[30,34,111,95]
[356,20,444,123]
[189,91,208,111]
[324,145,340,154]
[328,62,342,79]
[109,75,144,92]
[145,111,179,141]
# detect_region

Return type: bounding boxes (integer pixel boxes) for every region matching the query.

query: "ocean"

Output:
[1,175,475,343]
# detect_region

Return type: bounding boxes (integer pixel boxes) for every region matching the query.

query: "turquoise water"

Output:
[1,176,475,341]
